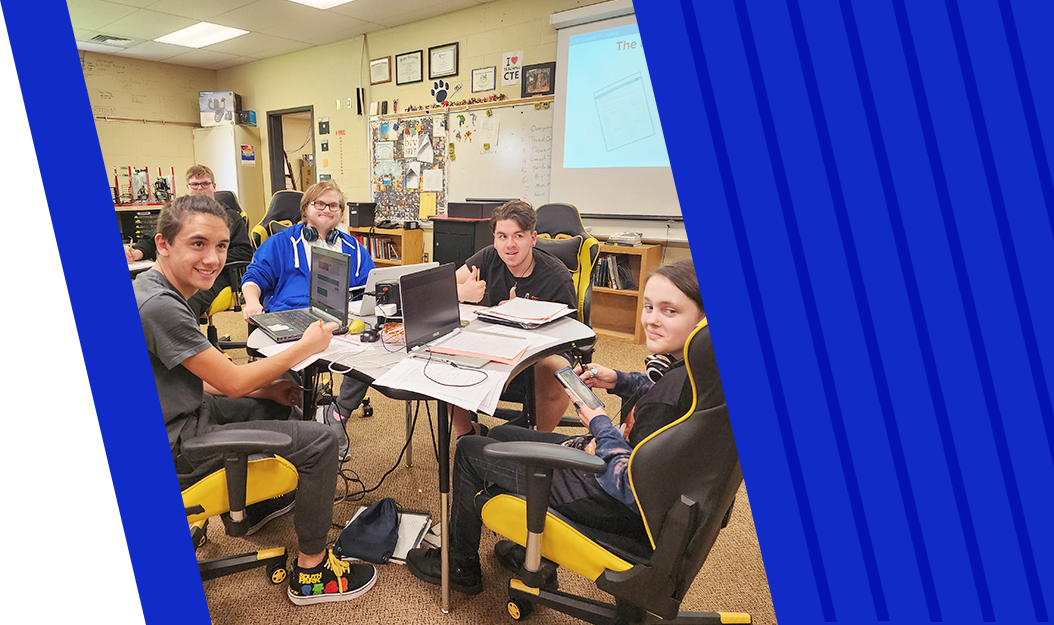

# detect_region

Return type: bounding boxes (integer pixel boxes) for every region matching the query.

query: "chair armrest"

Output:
[483,441,606,474]
[182,430,292,455]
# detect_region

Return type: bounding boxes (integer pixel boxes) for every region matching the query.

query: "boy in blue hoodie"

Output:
[242,181,375,459]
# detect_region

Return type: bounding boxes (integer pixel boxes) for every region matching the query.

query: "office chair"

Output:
[182,429,298,583]
[476,320,749,624]
[201,191,252,350]
[251,190,303,249]
[493,202,600,429]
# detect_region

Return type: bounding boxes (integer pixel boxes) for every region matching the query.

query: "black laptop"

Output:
[251,246,351,343]
[400,263,488,368]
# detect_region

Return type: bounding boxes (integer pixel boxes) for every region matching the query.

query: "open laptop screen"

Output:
[400,263,460,351]
[309,247,351,323]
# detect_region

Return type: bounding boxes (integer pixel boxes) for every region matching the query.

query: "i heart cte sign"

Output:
[502,50,522,86]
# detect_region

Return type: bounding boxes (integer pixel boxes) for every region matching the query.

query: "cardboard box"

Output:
[199,91,242,127]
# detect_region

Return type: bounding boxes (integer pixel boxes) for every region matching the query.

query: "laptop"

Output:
[350,262,439,317]
[400,263,488,368]
[251,247,351,343]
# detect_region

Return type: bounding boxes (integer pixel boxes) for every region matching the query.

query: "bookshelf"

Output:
[591,243,662,344]
[347,226,424,267]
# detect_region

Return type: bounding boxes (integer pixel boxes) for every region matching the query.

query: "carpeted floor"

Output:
[193,310,777,624]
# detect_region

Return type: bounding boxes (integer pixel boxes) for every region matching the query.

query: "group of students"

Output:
[132,166,722,606]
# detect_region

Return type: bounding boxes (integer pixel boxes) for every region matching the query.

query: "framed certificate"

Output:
[395,50,423,85]
[429,42,459,79]
[471,66,496,93]
[369,56,391,85]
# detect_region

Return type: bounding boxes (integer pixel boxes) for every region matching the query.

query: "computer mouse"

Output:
[348,319,366,334]
[360,328,380,343]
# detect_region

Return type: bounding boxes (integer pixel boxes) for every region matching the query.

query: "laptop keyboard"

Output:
[283,309,322,330]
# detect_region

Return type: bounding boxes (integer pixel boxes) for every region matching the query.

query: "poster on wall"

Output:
[240,145,255,166]
[501,51,522,86]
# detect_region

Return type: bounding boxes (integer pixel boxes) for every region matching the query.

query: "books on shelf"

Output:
[594,254,636,290]
[352,234,401,261]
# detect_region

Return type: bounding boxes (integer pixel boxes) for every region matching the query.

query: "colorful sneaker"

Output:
[405,547,483,595]
[288,549,377,605]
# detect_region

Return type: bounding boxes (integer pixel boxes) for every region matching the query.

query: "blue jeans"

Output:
[448,424,643,559]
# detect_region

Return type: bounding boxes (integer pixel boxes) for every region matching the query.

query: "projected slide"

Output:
[564,24,670,168]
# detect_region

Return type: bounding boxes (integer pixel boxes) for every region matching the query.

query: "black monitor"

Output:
[399,263,460,351]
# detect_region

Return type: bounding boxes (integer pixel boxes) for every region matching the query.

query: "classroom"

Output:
[76,0,775,622]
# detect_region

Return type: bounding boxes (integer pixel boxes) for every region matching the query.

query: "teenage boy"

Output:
[454,200,577,434]
[125,165,253,317]
[135,194,376,605]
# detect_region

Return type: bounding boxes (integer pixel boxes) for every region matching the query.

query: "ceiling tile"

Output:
[210,0,324,32]
[106,0,164,8]
[139,0,256,21]
[327,0,434,26]
[204,31,300,56]
[205,56,255,70]
[245,40,313,59]
[258,10,369,43]
[99,9,198,40]
[65,0,139,31]
[110,40,188,61]
[77,40,134,54]
[163,48,242,67]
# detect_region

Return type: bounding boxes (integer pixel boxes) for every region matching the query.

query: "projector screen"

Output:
[551,12,684,231]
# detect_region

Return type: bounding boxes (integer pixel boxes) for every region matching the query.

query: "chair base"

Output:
[199,547,288,585]
[507,579,748,625]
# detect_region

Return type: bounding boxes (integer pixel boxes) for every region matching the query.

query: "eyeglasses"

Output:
[311,201,342,213]
[188,181,214,190]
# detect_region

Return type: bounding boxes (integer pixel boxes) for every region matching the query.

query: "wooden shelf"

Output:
[348,226,425,266]
[591,243,662,344]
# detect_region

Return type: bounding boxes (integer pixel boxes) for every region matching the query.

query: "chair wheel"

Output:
[267,561,287,585]
[508,598,532,620]
[191,521,208,549]
[362,404,374,418]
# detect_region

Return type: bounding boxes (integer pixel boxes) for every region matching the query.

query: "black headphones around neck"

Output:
[645,353,684,382]
[303,225,341,245]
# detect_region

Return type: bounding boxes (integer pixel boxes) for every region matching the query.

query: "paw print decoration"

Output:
[431,80,450,106]
[430,81,463,106]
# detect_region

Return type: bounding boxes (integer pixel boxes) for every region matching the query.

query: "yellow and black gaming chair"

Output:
[477,320,750,624]
[182,429,298,583]
[202,190,252,350]
[533,203,601,326]
[251,190,303,249]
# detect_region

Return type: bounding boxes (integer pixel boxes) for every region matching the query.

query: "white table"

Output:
[248,315,596,612]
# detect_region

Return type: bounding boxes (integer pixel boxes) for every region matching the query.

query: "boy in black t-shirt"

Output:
[454,201,576,434]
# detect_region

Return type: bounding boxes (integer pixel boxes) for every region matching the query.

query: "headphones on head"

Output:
[645,353,683,382]
[302,225,341,245]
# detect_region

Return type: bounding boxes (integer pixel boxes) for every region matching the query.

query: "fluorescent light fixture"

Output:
[155,22,248,48]
[285,0,357,9]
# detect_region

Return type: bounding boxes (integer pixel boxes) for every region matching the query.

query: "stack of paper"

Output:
[428,330,528,365]
[476,298,575,328]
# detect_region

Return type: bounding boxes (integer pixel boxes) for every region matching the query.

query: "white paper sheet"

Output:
[372,357,509,414]
[422,169,444,192]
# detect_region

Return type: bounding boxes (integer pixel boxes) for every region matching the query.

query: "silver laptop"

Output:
[350,262,438,317]
[250,247,351,343]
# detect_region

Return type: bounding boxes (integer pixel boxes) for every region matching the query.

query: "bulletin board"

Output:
[446,102,554,205]
[368,114,448,221]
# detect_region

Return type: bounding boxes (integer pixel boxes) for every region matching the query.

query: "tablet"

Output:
[555,366,604,411]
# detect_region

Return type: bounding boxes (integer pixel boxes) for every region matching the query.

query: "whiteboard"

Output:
[446,103,553,205]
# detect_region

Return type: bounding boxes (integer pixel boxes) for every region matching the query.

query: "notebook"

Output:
[399,263,489,368]
[349,262,438,317]
[250,246,351,343]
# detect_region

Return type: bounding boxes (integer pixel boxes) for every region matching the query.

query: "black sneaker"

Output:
[405,547,483,595]
[221,491,295,536]
[494,540,558,589]
[288,549,377,605]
